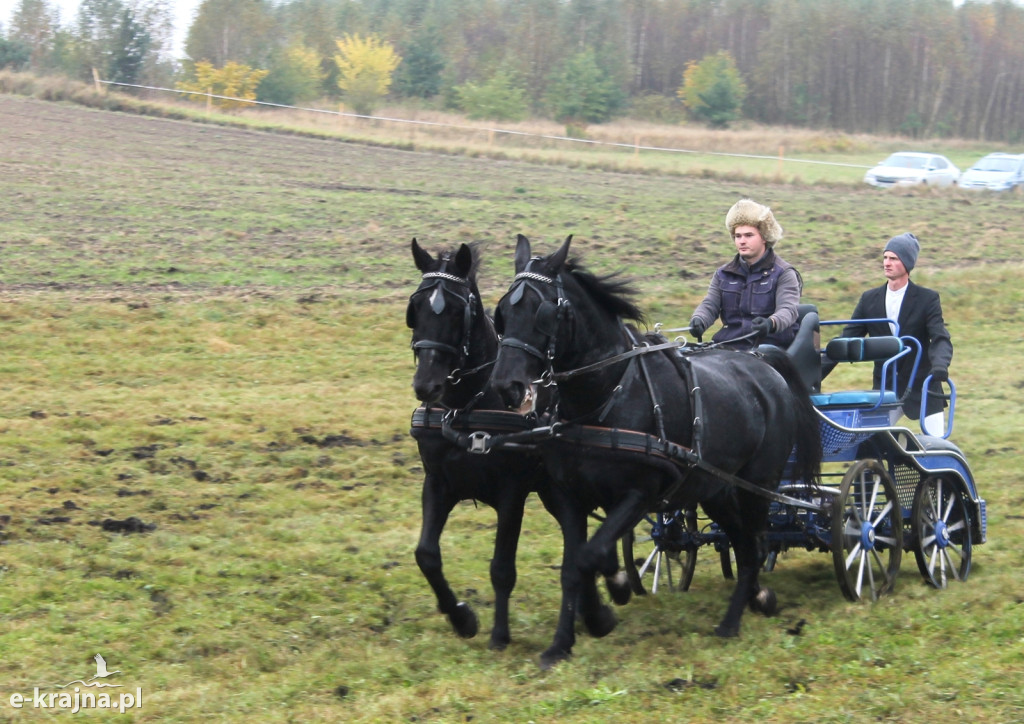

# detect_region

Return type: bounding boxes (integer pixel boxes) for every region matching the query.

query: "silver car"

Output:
[863,152,961,188]
[959,153,1024,191]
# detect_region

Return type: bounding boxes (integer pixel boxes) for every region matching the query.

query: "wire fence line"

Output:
[98,80,873,171]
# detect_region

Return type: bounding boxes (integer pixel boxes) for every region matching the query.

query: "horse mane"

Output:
[564,257,647,326]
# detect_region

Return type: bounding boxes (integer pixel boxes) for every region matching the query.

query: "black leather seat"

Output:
[786,304,821,392]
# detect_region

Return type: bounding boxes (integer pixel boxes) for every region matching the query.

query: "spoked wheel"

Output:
[912,475,972,587]
[832,459,903,601]
[623,509,698,595]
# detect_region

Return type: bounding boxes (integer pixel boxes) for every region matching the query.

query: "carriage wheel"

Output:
[912,475,972,588]
[831,459,903,602]
[623,509,698,595]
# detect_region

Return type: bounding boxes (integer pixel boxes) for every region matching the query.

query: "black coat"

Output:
[842,280,953,418]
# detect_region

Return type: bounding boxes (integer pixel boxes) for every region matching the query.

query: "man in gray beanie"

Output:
[884,232,919,273]
[840,232,953,434]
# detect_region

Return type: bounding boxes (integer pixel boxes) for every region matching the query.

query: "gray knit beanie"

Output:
[884,232,920,272]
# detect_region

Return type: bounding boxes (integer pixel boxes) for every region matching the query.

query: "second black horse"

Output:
[491,234,822,667]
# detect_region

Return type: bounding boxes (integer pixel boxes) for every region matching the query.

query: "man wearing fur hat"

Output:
[689,198,803,348]
[840,232,953,435]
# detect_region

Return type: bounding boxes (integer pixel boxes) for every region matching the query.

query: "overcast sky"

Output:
[0,0,199,57]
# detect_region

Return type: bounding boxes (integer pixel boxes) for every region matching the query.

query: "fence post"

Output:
[92,67,103,94]
[207,88,213,114]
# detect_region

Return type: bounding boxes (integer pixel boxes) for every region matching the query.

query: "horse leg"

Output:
[575,489,650,637]
[537,500,589,669]
[601,547,632,606]
[415,475,479,639]
[709,498,774,637]
[487,494,527,651]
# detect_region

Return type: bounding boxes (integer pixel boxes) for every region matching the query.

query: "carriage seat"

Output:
[785,304,821,393]
[810,336,904,408]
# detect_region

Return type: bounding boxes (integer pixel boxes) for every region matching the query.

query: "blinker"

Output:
[430,286,445,314]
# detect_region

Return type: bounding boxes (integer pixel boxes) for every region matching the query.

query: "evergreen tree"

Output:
[544,48,625,124]
[107,8,150,84]
[395,25,445,99]
[0,37,33,70]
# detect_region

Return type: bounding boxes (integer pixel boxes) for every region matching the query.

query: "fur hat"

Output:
[884,232,920,272]
[726,199,783,247]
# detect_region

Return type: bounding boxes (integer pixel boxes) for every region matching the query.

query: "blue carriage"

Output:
[623,307,986,602]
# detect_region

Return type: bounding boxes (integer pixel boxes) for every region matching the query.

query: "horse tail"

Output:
[758,347,823,486]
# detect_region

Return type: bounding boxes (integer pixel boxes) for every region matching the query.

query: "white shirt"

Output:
[885,284,908,335]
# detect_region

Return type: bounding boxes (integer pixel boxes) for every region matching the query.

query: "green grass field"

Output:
[1,91,1023,723]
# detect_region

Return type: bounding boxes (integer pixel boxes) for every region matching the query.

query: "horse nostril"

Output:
[501,382,525,411]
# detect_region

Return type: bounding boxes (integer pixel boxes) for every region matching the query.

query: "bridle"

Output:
[408,266,493,384]
[497,262,573,386]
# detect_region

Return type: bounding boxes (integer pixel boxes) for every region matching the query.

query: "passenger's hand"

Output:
[689,317,706,338]
[930,367,948,382]
[751,316,773,339]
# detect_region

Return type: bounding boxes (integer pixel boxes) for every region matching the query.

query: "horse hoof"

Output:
[539,647,572,670]
[488,634,510,651]
[750,587,778,617]
[449,602,479,639]
[584,605,618,638]
[713,623,740,638]
[606,571,632,606]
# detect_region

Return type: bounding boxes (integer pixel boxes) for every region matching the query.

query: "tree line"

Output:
[2,0,1022,142]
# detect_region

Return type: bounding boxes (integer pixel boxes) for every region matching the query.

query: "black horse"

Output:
[491,234,822,666]
[406,239,628,652]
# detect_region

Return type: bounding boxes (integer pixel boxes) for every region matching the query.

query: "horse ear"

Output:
[513,234,531,272]
[548,234,572,273]
[411,238,433,272]
[453,243,473,278]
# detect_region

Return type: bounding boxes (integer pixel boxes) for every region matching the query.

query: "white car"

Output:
[959,153,1024,191]
[863,152,961,188]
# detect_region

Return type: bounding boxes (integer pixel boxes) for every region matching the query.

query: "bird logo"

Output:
[89,654,122,682]
[56,654,124,688]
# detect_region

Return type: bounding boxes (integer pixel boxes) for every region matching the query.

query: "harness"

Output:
[485,265,821,511]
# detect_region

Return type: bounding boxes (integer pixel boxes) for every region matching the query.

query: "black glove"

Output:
[930,367,948,382]
[689,317,706,338]
[751,316,774,339]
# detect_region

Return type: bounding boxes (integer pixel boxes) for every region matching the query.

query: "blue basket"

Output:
[818,408,889,459]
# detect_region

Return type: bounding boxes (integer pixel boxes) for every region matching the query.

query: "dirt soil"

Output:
[1,93,1016,304]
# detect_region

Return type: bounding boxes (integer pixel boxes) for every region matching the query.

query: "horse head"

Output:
[493,234,644,414]
[407,238,491,405]
[491,234,576,411]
